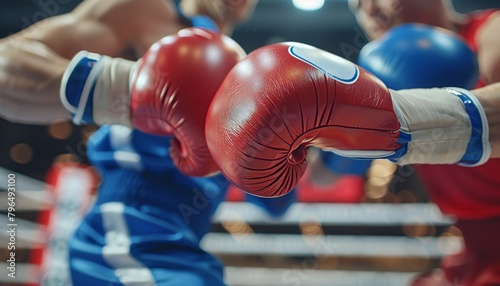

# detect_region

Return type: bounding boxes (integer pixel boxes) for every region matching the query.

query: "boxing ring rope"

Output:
[0,167,460,286]
[224,267,418,286]
[0,213,460,257]
[212,202,454,226]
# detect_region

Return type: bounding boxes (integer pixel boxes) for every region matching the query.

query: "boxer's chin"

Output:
[365,25,385,40]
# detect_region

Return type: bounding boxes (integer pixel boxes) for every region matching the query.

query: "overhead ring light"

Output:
[292,0,325,11]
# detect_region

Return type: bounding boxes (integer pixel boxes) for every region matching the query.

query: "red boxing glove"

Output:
[206,42,400,197]
[131,28,245,176]
[207,42,489,197]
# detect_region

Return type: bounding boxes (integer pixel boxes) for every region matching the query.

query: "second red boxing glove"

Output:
[131,28,246,176]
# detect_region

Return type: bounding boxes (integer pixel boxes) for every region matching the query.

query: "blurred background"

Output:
[1,0,499,285]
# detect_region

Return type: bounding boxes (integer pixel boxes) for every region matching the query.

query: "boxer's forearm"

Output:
[0,38,68,97]
[0,37,71,123]
[473,82,500,158]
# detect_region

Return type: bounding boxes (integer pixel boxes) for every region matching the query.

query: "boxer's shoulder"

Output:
[476,10,500,43]
[75,0,176,21]
[474,10,500,84]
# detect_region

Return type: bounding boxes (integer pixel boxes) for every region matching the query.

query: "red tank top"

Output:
[415,10,500,220]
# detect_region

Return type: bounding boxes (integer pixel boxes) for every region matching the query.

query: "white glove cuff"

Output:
[443,87,491,166]
[93,56,135,127]
[390,88,490,166]
[60,51,135,127]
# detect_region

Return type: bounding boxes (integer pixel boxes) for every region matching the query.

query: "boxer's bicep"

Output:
[72,0,179,58]
[17,15,124,59]
[15,0,136,59]
[477,11,500,84]
[8,0,177,59]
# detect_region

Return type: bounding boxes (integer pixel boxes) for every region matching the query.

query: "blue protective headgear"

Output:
[358,23,479,90]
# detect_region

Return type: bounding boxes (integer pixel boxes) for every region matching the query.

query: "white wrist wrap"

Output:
[60,51,135,127]
[93,56,135,127]
[390,88,490,166]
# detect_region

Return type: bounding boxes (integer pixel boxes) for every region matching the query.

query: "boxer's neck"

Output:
[179,1,235,36]
[420,3,466,34]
